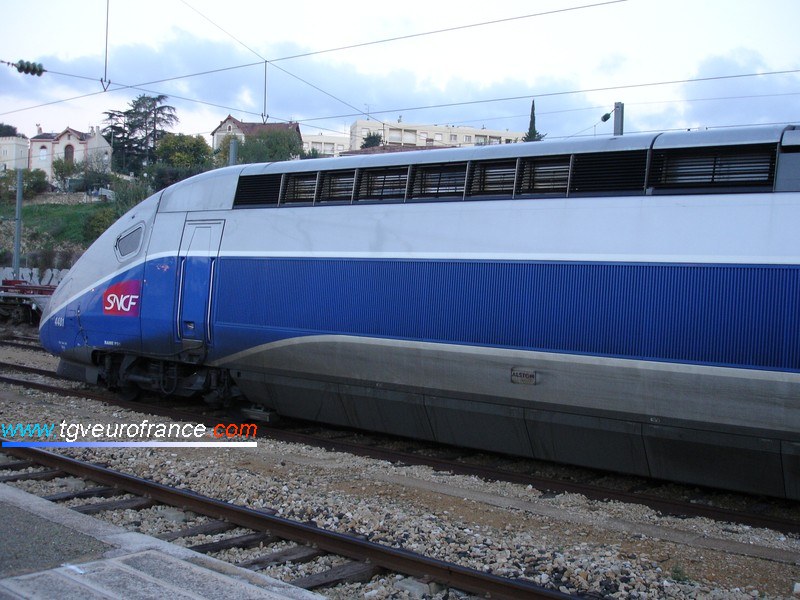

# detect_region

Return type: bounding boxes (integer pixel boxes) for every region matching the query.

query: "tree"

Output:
[102,94,178,175]
[156,133,211,169]
[301,148,322,160]
[238,129,302,164]
[361,132,383,149]
[102,109,132,173]
[26,169,49,196]
[150,133,213,188]
[84,152,113,191]
[128,94,178,166]
[0,123,23,138]
[213,134,239,168]
[522,100,545,142]
[0,169,48,202]
[51,158,82,191]
[84,175,151,240]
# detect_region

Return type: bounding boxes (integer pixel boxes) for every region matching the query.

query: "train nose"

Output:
[38,277,75,357]
[38,308,65,356]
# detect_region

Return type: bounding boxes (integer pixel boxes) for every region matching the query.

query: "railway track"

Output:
[1,363,799,536]
[0,445,568,599]
[0,334,47,351]
[0,339,46,352]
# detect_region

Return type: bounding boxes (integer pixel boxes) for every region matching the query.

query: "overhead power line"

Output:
[165,0,630,127]
[291,69,800,124]
[2,64,798,134]
[179,0,266,61]
[269,0,628,63]
[2,0,797,138]
[0,0,639,127]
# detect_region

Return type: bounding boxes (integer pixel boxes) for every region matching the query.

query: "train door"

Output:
[176,220,224,355]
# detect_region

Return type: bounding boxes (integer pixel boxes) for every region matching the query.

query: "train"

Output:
[39,124,800,499]
[0,279,55,324]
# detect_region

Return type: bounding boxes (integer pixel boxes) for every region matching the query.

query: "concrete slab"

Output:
[0,503,112,578]
[0,483,321,599]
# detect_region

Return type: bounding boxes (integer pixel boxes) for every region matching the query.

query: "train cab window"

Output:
[409,162,467,200]
[115,224,144,261]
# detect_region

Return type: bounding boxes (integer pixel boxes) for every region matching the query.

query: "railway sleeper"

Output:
[289,560,383,590]
[237,545,325,570]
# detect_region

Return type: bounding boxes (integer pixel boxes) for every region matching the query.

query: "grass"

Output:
[0,201,110,249]
[0,200,118,270]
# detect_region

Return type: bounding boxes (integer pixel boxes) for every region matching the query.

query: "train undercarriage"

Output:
[59,351,243,407]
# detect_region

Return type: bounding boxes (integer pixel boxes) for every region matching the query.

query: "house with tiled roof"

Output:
[29,125,111,183]
[210,115,302,152]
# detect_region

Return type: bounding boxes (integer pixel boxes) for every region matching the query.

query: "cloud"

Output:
[2,26,797,145]
[673,50,800,129]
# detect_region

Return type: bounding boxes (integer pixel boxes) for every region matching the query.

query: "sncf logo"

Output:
[103,280,141,316]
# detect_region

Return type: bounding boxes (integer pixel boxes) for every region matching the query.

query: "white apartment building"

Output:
[0,136,29,171]
[301,132,350,157]
[350,119,525,150]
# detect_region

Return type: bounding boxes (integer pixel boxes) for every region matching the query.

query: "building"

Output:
[210,115,302,152]
[301,132,350,157]
[0,136,28,172]
[29,125,112,183]
[350,119,526,150]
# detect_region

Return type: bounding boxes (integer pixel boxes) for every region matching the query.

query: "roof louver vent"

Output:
[233,174,282,207]
[649,144,776,191]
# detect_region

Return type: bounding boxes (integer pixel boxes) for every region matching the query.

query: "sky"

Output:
[1,0,799,145]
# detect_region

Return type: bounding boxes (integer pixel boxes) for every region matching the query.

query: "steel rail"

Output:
[1,444,568,600]
[0,340,48,352]
[0,361,63,379]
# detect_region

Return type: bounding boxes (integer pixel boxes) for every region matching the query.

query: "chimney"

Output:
[36,123,42,135]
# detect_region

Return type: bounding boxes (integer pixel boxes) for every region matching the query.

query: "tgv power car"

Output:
[40,125,800,498]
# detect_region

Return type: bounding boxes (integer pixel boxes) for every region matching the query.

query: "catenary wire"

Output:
[292,69,800,124]
[3,1,631,130]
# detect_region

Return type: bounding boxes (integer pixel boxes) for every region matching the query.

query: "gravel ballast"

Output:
[1,375,799,598]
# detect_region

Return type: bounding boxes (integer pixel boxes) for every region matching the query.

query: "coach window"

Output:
[115,224,144,261]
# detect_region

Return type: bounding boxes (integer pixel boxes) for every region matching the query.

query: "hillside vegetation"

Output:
[0,197,118,270]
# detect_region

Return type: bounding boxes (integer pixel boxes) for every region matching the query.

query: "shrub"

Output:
[83,206,118,241]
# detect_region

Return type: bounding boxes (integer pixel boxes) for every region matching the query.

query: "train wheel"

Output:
[10,306,29,325]
[116,383,141,402]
